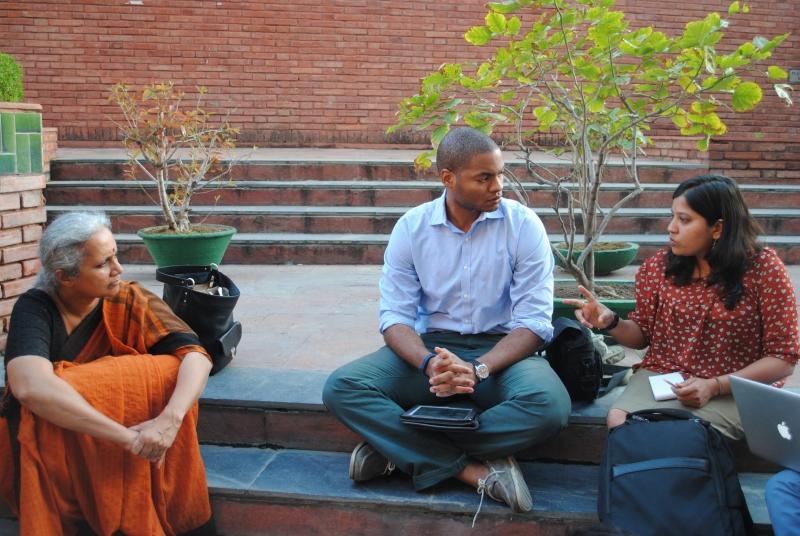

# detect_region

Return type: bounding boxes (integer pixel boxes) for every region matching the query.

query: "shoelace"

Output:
[472,469,505,527]
[384,461,396,476]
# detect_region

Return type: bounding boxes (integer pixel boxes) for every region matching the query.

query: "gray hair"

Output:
[35,212,112,296]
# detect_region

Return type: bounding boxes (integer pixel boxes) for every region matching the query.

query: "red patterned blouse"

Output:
[628,247,800,377]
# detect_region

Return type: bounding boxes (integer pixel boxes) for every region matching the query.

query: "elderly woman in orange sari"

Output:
[0,212,215,535]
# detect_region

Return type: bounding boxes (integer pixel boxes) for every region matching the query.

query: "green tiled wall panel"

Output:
[0,111,43,174]
[0,112,15,154]
[15,134,30,174]
[0,153,15,174]
[28,133,42,173]
[14,112,41,134]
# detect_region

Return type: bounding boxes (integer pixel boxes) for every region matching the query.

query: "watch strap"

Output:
[602,312,621,332]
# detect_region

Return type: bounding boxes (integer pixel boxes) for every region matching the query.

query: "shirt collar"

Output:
[430,190,505,229]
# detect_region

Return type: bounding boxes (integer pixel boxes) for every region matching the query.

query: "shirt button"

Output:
[463,265,468,270]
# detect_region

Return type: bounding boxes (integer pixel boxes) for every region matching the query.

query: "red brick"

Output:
[22,224,43,243]
[22,259,41,277]
[0,175,46,194]
[0,229,22,248]
[1,207,46,229]
[0,263,22,282]
[2,276,36,298]
[2,242,39,264]
[0,298,16,318]
[0,194,21,212]
[0,1,797,149]
[20,191,44,208]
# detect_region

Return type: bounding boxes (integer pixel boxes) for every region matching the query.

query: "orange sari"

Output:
[0,282,213,535]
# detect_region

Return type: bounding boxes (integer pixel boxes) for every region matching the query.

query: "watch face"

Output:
[476,363,489,379]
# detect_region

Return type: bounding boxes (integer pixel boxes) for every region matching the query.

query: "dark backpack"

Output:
[545,317,603,402]
[598,409,755,536]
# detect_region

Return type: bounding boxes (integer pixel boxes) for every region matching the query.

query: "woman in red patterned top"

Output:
[566,174,799,439]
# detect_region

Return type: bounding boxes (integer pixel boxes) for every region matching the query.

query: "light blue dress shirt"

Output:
[379,191,554,342]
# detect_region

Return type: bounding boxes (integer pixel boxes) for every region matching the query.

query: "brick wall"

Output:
[0,0,797,153]
[0,103,47,351]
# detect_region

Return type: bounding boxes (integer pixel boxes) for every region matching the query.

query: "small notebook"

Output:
[648,372,685,401]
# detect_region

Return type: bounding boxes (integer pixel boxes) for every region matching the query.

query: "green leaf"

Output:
[759,33,789,54]
[431,125,449,146]
[732,81,762,111]
[742,3,750,13]
[499,90,516,103]
[506,16,522,36]
[465,26,493,46]
[442,111,458,124]
[672,114,689,129]
[487,1,521,14]
[767,66,788,80]
[486,11,507,33]
[696,136,710,151]
[728,1,740,15]
[414,150,435,170]
[588,98,605,113]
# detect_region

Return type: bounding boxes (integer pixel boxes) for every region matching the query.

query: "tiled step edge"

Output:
[202,446,774,533]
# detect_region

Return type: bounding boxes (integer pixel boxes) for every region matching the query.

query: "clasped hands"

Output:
[426,346,477,398]
[125,410,183,466]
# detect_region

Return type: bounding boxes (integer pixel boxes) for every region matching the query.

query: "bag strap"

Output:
[156,264,219,287]
[597,364,629,397]
[628,408,697,422]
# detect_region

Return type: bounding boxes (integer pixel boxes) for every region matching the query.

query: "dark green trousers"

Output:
[322,332,571,490]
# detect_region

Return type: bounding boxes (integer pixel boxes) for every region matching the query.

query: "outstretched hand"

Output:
[562,285,616,330]
[428,347,475,398]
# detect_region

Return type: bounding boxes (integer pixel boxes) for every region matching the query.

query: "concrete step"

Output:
[195,367,782,474]
[0,446,774,535]
[201,446,774,535]
[48,205,800,236]
[50,150,711,183]
[110,232,800,265]
[44,180,800,209]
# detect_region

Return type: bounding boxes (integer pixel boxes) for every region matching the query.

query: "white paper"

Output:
[648,372,685,401]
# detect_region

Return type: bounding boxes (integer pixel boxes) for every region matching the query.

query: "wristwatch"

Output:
[471,360,490,383]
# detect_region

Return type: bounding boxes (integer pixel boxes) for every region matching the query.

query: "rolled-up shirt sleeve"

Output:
[507,212,554,342]
[379,218,422,333]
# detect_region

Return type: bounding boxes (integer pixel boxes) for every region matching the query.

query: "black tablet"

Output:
[400,405,479,430]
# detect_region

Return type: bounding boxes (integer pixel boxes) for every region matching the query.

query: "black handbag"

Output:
[155,264,242,375]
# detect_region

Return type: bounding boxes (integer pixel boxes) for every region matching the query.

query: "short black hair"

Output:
[435,127,500,173]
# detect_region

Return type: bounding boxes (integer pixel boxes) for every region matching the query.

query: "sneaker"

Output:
[477,456,533,513]
[348,441,395,482]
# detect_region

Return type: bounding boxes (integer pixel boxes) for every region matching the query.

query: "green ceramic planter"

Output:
[553,279,636,321]
[137,225,236,267]
[554,242,639,276]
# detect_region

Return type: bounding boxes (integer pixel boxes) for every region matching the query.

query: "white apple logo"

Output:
[777,421,793,441]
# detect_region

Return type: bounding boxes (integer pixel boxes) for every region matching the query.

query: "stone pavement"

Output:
[121,262,800,387]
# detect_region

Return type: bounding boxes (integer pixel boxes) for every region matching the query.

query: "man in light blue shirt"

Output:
[323,127,570,515]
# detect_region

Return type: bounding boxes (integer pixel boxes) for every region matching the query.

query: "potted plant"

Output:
[388,0,793,313]
[109,82,239,267]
